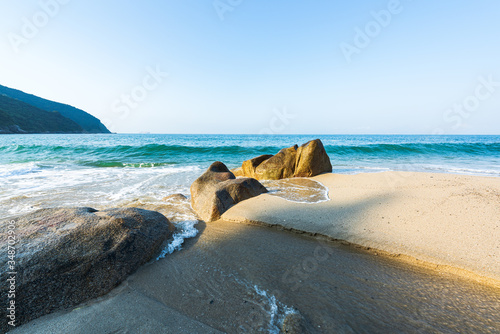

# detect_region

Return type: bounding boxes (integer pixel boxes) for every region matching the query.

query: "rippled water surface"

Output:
[2,134,498,220]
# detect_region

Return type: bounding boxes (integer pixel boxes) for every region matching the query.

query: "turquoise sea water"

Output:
[0,134,499,219]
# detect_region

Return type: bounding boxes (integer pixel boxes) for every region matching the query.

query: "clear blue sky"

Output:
[1,0,499,134]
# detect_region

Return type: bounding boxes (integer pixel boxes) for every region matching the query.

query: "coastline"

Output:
[223,171,500,286]
[8,170,500,332]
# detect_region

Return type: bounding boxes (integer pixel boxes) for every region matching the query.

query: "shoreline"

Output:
[227,218,500,289]
[223,171,500,286]
[10,219,500,333]
[7,170,500,332]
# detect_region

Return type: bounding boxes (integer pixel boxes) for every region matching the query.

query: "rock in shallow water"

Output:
[239,139,332,180]
[0,207,174,331]
[162,193,188,202]
[190,162,268,222]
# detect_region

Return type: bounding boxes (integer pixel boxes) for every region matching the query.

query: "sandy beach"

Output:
[11,220,500,333]
[10,171,500,333]
[225,171,500,285]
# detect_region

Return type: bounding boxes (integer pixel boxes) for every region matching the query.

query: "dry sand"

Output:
[223,171,500,284]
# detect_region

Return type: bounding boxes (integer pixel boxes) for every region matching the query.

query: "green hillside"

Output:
[0,109,15,126]
[0,84,111,133]
[0,94,84,134]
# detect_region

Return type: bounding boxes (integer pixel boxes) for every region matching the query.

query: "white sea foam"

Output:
[0,162,42,178]
[156,220,199,260]
[0,164,201,219]
[263,178,330,204]
[210,268,299,333]
[252,285,298,334]
[336,164,500,177]
[420,164,500,177]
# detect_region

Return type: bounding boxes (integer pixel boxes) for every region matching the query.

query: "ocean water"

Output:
[0,134,499,220]
[2,134,500,332]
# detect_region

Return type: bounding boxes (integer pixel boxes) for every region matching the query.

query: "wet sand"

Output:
[12,220,500,333]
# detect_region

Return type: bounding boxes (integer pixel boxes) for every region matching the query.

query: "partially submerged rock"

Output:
[238,139,332,180]
[162,193,188,202]
[0,207,174,331]
[190,162,267,222]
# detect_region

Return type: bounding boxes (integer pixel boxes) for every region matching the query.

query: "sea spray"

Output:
[156,220,199,260]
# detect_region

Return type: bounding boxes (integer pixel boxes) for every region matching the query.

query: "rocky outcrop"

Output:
[254,147,298,180]
[231,167,244,177]
[242,154,274,178]
[0,84,111,133]
[0,94,84,134]
[294,139,332,177]
[0,207,174,331]
[190,162,267,222]
[238,139,332,180]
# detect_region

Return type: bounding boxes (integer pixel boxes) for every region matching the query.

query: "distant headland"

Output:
[0,84,110,134]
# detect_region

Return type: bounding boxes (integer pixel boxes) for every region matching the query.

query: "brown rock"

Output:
[236,139,332,180]
[0,207,174,331]
[254,145,298,180]
[294,139,332,177]
[231,167,244,177]
[190,161,235,222]
[241,154,273,178]
[190,162,267,222]
[162,193,187,202]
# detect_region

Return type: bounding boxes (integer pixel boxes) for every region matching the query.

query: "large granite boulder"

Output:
[0,207,174,331]
[231,167,244,177]
[242,154,273,178]
[190,162,268,222]
[255,146,298,180]
[294,139,332,177]
[239,139,332,180]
